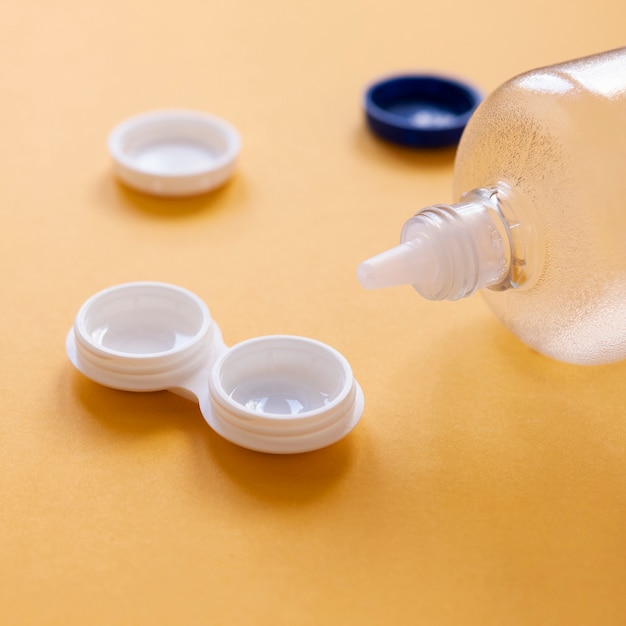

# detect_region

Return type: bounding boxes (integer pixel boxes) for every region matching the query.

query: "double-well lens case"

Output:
[66,282,364,454]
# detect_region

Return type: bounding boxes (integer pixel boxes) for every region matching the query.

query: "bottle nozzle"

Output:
[358,193,514,300]
[357,240,437,290]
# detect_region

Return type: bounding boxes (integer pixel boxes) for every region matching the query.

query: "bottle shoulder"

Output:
[468,47,626,134]
[453,49,626,200]
[503,47,626,102]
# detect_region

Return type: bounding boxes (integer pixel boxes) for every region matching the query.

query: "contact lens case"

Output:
[66,282,364,453]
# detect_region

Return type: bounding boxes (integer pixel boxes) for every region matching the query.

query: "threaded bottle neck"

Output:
[358,184,537,301]
[402,191,510,300]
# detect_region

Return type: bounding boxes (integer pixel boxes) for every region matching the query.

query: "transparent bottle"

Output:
[358,47,626,365]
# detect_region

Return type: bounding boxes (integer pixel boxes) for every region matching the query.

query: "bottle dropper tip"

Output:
[357,242,425,290]
[357,260,378,290]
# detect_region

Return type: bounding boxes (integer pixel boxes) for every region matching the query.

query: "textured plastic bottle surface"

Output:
[453,48,626,365]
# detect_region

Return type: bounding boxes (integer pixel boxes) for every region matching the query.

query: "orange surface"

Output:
[1,1,626,624]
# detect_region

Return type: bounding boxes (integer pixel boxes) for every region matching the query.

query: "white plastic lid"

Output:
[66,282,363,454]
[108,110,241,197]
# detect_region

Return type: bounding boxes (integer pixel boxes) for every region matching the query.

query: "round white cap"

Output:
[108,109,241,197]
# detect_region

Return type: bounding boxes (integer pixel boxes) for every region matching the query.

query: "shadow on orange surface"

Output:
[67,369,355,506]
[352,125,458,171]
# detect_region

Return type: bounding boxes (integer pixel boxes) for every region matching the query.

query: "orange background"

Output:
[1,1,625,624]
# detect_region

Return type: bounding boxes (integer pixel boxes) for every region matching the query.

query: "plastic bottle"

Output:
[358,47,626,365]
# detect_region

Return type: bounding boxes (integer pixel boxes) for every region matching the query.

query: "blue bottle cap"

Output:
[364,74,482,148]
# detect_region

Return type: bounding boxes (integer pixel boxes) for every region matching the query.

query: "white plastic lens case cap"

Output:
[66,282,364,454]
[108,110,241,197]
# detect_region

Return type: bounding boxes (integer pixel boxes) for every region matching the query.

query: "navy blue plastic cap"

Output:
[364,74,482,148]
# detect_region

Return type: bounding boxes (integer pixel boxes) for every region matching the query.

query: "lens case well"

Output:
[66,282,364,454]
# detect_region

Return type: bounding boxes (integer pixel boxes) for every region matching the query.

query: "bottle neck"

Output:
[358,182,540,301]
